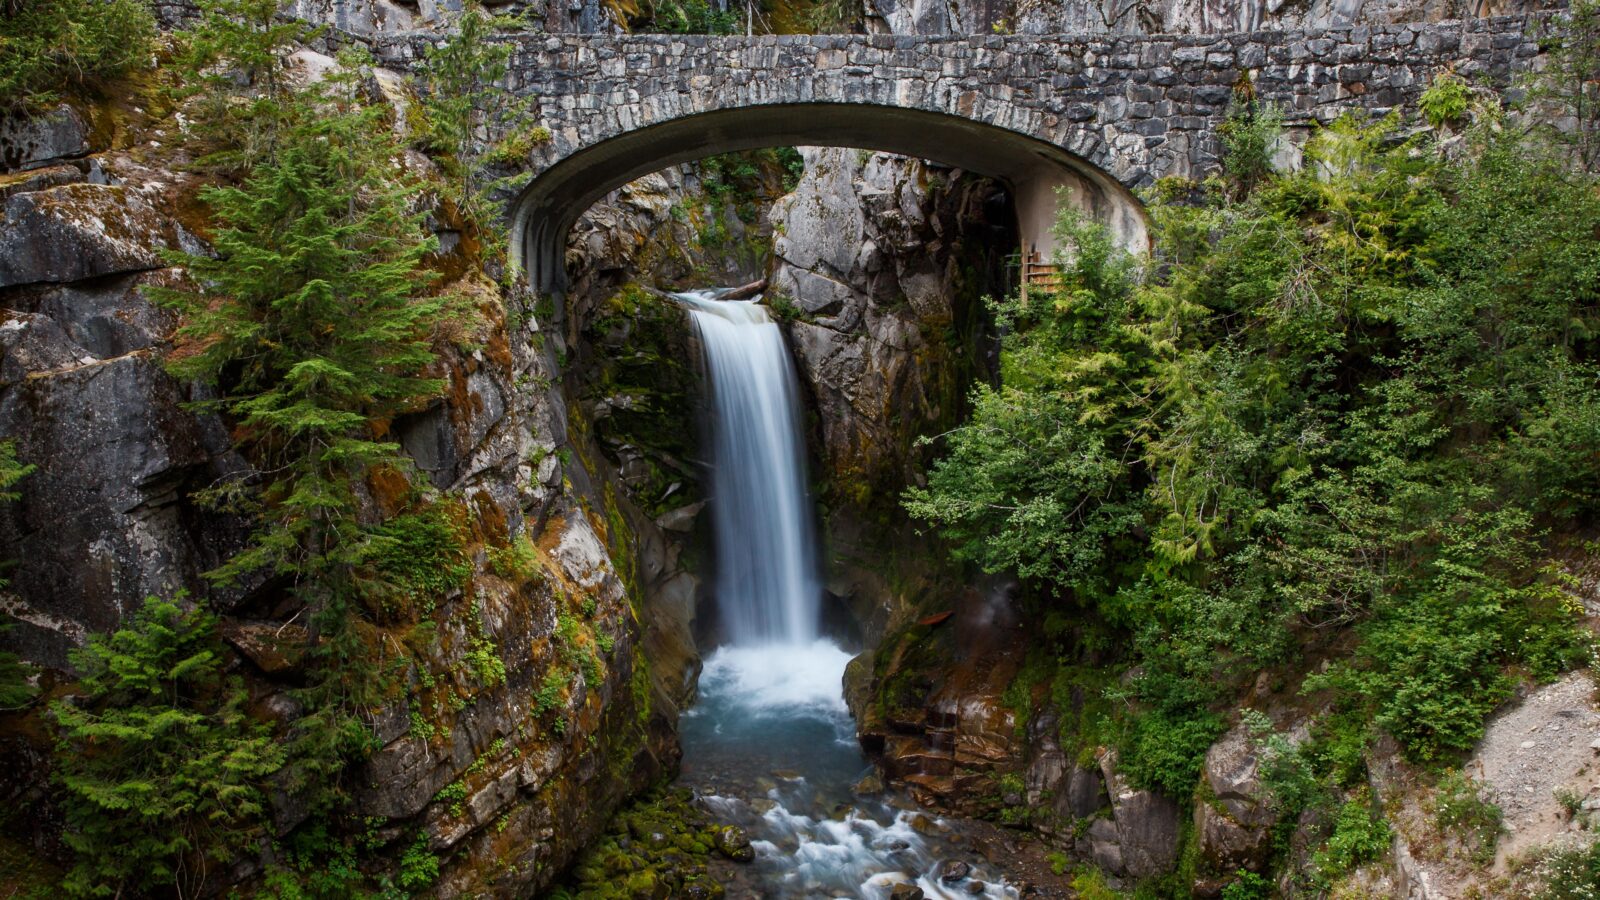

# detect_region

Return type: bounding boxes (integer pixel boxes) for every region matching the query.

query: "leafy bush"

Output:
[466,636,507,688]
[1220,869,1272,900]
[908,100,1600,796]
[1432,769,1502,864]
[370,505,471,614]
[51,597,284,898]
[1536,840,1600,900]
[1420,71,1472,128]
[1218,82,1282,196]
[398,831,440,890]
[0,0,156,112]
[1312,789,1391,883]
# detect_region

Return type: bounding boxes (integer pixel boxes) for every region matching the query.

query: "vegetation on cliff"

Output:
[0,0,156,113]
[11,2,516,895]
[908,63,1600,835]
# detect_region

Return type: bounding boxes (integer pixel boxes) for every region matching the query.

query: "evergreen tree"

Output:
[0,0,157,112]
[170,0,315,171]
[51,596,283,898]
[149,55,469,805]
[0,441,37,710]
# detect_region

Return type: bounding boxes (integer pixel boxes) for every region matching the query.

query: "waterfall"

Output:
[671,287,1020,899]
[678,289,820,646]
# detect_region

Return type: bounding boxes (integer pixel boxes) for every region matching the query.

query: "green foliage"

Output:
[150,50,471,816]
[434,780,468,817]
[466,635,507,688]
[533,669,566,717]
[0,441,38,709]
[1241,710,1328,855]
[370,505,471,614]
[774,146,805,191]
[552,788,725,898]
[1217,83,1282,196]
[1070,868,1122,899]
[0,0,156,112]
[1420,71,1471,128]
[801,0,864,32]
[414,6,536,266]
[1311,789,1391,883]
[488,530,544,584]
[1431,769,1502,864]
[908,102,1600,798]
[257,820,394,899]
[1219,870,1272,900]
[905,208,1147,597]
[171,0,318,171]
[51,597,284,899]
[398,831,440,890]
[641,0,739,33]
[1536,840,1600,900]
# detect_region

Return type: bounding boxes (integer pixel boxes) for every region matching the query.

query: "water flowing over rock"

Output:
[680,292,821,645]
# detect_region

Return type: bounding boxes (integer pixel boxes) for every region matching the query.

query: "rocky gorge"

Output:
[4,0,1600,897]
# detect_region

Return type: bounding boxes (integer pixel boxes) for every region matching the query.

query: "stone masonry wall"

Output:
[370,15,1548,191]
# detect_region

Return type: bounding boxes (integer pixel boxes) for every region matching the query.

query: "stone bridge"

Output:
[371,14,1547,291]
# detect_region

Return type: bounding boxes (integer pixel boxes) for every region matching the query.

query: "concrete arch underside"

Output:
[510,103,1148,292]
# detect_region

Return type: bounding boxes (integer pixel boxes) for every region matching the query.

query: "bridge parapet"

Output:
[367,15,1549,289]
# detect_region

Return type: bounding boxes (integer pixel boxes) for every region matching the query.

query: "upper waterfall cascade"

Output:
[679,290,821,646]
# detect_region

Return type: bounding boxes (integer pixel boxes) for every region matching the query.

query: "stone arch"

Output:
[508,102,1149,292]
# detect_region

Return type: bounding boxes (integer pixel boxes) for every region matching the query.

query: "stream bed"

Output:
[676,640,1021,899]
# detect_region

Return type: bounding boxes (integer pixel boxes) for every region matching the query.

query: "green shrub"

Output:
[489,531,544,584]
[1217,83,1282,195]
[466,635,507,688]
[1118,709,1225,797]
[434,780,468,817]
[1432,769,1502,863]
[1420,71,1472,128]
[1536,840,1600,900]
[1220,870,1272,900]
[51,597,284,898]
[370,505,472,613]
[398,831,440,890]
[0,0,156,112]
[533,669,566,717]
[1312,789,1391,883]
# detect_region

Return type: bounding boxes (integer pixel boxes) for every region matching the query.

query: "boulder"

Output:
[0,352,239,667]
[0,182,200,288]
[10,269,182,358]
[0,105,91,172]
[712,825,754,862]
[1094,750,1184,880]
[1194,720,1280,882]
[0,310,93,384]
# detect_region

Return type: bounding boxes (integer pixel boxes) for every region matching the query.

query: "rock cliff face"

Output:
[0,49,729,898]
[769,148,1009,561]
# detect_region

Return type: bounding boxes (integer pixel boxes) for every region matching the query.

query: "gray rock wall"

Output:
[865,0,1553,37]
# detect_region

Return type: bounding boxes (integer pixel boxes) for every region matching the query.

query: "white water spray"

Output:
[678,290,820,645]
